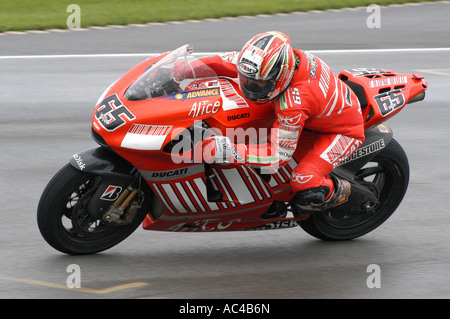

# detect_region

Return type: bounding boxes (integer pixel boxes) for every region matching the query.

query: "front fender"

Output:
[70,147,135,177]
[70,147,137,219]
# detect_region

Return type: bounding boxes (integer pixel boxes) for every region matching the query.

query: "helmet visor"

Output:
[239,73,276,101]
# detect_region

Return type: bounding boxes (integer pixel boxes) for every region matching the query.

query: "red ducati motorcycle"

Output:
[37,45,427,255]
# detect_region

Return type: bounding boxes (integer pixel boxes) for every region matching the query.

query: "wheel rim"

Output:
[58,175,141,246]
[316,157,402,231]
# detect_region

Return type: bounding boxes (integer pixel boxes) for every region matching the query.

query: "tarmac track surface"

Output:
[1,2,450,299]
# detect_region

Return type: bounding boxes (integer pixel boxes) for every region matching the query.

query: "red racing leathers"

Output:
[198,49,365,197]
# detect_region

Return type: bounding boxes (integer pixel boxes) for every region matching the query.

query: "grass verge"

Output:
[0,0,441,32]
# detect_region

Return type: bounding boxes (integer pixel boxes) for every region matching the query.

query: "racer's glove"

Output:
[202,136,246,164]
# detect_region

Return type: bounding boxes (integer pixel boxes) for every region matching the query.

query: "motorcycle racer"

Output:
[196,31,366,212]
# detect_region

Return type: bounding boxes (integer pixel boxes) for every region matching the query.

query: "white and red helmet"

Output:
[237,31,296,103]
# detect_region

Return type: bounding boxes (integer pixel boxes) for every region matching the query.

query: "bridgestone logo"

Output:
[340,139,385,165]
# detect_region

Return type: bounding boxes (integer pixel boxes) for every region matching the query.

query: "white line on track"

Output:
[1,47,450,59]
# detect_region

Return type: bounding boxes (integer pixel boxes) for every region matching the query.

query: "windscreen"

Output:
[124,44,218,101]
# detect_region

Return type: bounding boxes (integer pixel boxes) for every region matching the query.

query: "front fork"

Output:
[102,173,142,225]
[70,146,146,225]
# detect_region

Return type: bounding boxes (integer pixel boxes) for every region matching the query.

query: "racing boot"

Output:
[294,177,351,213]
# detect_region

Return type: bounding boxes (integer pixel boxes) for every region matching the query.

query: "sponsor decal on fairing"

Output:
[120,124,172,150]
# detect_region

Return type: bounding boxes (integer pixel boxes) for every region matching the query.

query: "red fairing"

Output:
[338,68,428,129]
[89,45,427,232]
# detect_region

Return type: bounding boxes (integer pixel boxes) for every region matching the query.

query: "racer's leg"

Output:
[291,133,363,211]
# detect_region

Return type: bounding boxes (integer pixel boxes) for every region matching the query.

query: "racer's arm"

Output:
[176,52,239,79]
[203,106,308,169]
[243,86,310,167]
[245,110,305,168]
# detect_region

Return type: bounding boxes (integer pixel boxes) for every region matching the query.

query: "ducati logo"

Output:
[291,173,313,184]
[100,185,123,201]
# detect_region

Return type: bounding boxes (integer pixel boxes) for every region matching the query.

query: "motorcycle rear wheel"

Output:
[37,164,151,255]
[298,138,409,241]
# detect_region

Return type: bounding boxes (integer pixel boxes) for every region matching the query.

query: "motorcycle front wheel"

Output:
[37,164,151,255]
[298,138,409,241]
